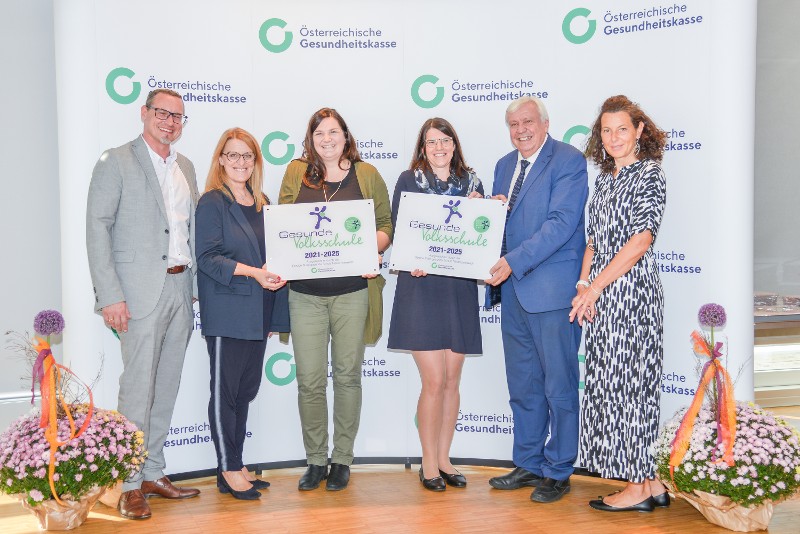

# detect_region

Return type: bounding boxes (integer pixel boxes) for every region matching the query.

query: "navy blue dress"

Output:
[387,170,483,354]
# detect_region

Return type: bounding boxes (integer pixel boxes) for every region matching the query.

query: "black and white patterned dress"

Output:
[578,158,666,482]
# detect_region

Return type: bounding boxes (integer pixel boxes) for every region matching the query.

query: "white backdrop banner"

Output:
[55,0,756,474]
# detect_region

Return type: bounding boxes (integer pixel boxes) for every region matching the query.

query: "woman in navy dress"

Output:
[388,118,483,491]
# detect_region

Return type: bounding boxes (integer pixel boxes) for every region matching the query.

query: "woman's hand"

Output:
[253,264,286,291]
[362,253,383,279]
[569,285,599,326]
[467,191,483,199]
[410,269,427,277]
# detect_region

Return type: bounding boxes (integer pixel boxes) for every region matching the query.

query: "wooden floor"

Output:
[1,466,799,533]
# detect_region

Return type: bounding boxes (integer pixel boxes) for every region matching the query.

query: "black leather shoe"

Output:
[298,464,327,491]
[439,469,467,488]
[651,491,670,508]
[419,467,446,492]
[531,477,570,503]
[326,463,350,491]
[589,496,656,512]
[217,473,261,500]
[489,467,543,490]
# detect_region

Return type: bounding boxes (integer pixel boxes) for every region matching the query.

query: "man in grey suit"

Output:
[87,88,201,520]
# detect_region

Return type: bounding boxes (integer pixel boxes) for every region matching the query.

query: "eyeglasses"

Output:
[148,106,188,125]
[425,137,453,148]
[222,152,255,162]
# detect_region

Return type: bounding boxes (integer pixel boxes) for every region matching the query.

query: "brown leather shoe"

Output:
[118,489,152,520]
[141,476,201,499]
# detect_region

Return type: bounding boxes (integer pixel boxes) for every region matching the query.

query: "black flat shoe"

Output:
[589,496,655,512]
[419,467,446,492]
[217,473,261,500]
[298,464,328,491]
[489,467,543,490]
[326,463,350,491]
[651,491,670,508]
[439,469,467,488]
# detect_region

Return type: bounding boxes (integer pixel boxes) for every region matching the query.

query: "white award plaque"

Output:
[390,192,506,280]
[264,199,379,280]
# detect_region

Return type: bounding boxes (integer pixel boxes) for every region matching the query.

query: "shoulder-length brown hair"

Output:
[204,127,269,211]
[409,117,473,177]
[300,108,362,189]
[584,95,667,174]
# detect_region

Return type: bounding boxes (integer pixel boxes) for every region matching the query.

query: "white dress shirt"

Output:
[144,136,192,268]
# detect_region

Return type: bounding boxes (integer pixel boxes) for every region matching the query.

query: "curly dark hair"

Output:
[300,107,362,189]
[409,117,473,177]
[585,95,667,174]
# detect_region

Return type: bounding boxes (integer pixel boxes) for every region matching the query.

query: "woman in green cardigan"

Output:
[278,108,392,492]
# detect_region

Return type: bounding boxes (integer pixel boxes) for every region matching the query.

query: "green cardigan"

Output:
[278,159,394,344]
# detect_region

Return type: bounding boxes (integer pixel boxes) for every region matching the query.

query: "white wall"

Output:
[0,0,60,428]
[754,0,800,294]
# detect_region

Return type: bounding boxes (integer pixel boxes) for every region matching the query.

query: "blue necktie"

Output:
[489,159,530,307]
[501,159,529,256]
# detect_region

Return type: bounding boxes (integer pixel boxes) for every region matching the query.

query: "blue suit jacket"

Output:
[490,135,589,313]
[195,189,289,340]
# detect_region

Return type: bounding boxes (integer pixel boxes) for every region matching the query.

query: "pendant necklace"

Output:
[323,180,343,202]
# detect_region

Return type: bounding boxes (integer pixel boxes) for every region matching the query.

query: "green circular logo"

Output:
[105,67,141,104]
[344,217,362,233]
[562,124,591,146]
[473,216,491,233]
[411,74,444,108]
[265,352,296,386]
[431,263,437,269]
[261,131,295,165]
[311,267,318,273]
[259,18,293,53]
[562,7,596,44]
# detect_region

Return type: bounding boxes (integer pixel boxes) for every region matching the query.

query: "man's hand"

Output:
[485,257,512,286]
[102,301,131,333]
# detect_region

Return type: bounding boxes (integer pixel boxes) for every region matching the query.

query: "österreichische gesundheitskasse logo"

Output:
[410,74,549,109]
[265,352,296,386]
[259,17,397,53]
[262,131,295,166]
[561,4,705,44]
[105,67,247,105]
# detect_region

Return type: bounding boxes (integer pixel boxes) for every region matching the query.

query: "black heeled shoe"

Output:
[652,491,671,508]
[249,478,271,490]
[217,472,261,500]
[439,469,467,488]
[419,467,446,492]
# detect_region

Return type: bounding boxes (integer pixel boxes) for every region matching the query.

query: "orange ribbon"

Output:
[668,331,736,489]
[33,337,94,504]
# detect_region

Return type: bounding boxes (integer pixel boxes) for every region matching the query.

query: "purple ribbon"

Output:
[31,347,51,404]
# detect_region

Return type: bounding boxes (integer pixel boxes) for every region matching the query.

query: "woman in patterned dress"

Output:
[569,95,668,512]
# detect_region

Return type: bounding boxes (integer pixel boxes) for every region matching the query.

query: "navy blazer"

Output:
[195,189,289,340]
[490,135,589,313]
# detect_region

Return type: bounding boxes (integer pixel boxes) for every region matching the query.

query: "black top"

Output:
[291,165,368,296]
[240,201,275,332]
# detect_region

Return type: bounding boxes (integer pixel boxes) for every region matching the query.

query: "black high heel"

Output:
[419,467,446,492]
[217,471,261,500]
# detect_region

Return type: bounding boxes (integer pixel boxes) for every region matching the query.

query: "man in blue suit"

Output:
[485,96,588,503]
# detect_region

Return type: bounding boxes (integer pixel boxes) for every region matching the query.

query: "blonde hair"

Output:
[204,127,268,211]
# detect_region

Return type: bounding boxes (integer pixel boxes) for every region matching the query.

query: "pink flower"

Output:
[29,489,44,502]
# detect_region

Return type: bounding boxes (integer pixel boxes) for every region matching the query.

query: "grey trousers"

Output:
[289,288,368,466]
[117,270,193,491]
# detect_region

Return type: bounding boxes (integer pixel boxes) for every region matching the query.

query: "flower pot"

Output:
[17,485,106,530]
[677,490,774,532]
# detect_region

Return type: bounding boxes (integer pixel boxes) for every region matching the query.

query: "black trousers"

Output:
[206,335,267,472]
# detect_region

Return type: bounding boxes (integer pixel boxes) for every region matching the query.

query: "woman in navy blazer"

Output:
[196,127,288,500]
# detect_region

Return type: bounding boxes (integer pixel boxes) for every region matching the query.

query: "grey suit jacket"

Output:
[86,136,199,319]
